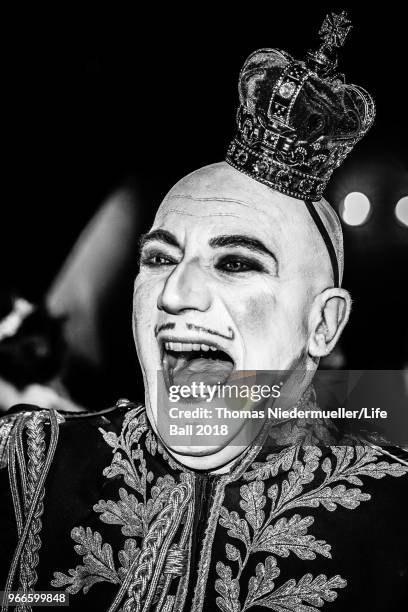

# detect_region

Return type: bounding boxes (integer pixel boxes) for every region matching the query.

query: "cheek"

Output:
[132,276,158,339]
[232,286,309,350]
[133,274,158,312]
[236,291,277,337]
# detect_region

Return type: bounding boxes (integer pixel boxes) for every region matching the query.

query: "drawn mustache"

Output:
[154,322,235,341]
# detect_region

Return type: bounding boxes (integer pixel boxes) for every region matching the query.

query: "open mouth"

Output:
[161,340,235,390]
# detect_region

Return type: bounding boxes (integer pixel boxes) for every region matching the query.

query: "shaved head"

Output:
[134,161,351,466]
[156,161,343,288]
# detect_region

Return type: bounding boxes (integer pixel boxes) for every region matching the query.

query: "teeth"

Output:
[164,341,219,352]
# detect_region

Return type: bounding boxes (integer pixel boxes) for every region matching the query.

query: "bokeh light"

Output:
[395,196,408,227]
[340,192,371,226]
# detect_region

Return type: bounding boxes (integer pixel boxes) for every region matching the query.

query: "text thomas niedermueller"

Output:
[167,406,388,420]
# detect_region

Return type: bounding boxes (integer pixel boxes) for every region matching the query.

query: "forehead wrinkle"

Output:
[160,208,243,219]
[166,194,256,209]
[159,194,288,223]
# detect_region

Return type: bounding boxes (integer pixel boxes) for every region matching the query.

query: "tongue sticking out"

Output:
[164,350,234,388]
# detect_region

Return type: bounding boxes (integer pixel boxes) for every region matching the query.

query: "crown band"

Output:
[227,134,325,201]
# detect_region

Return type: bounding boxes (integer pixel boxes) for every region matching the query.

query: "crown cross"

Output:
[319,11,352,52]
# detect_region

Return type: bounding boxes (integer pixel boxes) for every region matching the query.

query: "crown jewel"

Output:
[226,12,375,201]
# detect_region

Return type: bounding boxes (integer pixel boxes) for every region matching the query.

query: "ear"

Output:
[308,288,352,358]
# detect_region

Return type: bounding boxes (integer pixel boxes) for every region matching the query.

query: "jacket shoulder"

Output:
[1,398,144,420]
[0,399,145,464]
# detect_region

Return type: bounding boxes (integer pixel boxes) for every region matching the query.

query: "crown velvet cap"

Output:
[226,12,375,202]
[225,12,375,286]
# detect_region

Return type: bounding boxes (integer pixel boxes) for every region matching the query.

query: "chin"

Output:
[166,444,227,457]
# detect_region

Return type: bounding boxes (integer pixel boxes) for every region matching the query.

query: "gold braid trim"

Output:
[17,413,47,611]
[0,419,15,469]
[121,480,192,612]
[2,410,60,612]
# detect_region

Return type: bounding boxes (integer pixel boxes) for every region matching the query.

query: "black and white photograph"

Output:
[1,6,407,611]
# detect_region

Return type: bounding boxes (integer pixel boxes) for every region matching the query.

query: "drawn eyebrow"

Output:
[209,234,277,263]
[139,230,278,266]
[139,229,181,251]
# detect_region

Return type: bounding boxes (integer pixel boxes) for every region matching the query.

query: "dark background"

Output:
[2,5,407,402]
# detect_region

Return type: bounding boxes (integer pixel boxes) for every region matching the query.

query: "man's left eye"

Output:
[217,257,264,273]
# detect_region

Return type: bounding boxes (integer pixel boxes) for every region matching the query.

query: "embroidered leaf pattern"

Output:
[293,483,370,512]
[99,429,119,450]
[51,408,179,596]
[215,562,240,612]
[268,419,337,447]
[102,451,143,493]
[145,429,158,456]
[51,527,120,594]
[98,408,153,495]
[217,443,408,612]
[253,573,347,611]
[245,556,280,607]
[219,507,251,548]
[240,481,266,530]
[253,514,331,559]
[117,538,140,581]
[48,402,408,608]
[226,544,242,563]
[244,447,297,481]
[93,488,143,536]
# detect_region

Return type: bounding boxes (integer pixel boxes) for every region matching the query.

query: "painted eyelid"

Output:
[215,254,269,269]
[140,246,179,258]
[218,257,279,278]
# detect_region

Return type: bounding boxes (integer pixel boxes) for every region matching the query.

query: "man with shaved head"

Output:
[1,12,407,612]
[135,161,350,471]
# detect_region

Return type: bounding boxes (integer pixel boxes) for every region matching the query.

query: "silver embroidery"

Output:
[215,445,408,611]
[51,407,193,612]
[17,412,47,603]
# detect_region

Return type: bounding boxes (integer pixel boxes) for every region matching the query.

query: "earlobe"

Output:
[308,288,352,358]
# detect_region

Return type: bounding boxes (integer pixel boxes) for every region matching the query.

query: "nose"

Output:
[157,260,212,314]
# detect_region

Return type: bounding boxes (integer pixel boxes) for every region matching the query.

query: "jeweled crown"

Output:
[226,12,375,201]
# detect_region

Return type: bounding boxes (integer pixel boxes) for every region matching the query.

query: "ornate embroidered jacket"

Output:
[0,400,407,611]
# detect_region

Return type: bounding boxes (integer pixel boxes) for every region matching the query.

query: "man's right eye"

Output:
[140,252,176,267]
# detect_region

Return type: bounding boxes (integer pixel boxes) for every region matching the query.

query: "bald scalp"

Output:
[156,161,343,288]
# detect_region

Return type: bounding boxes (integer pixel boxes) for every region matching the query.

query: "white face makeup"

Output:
[133,162,335,465]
